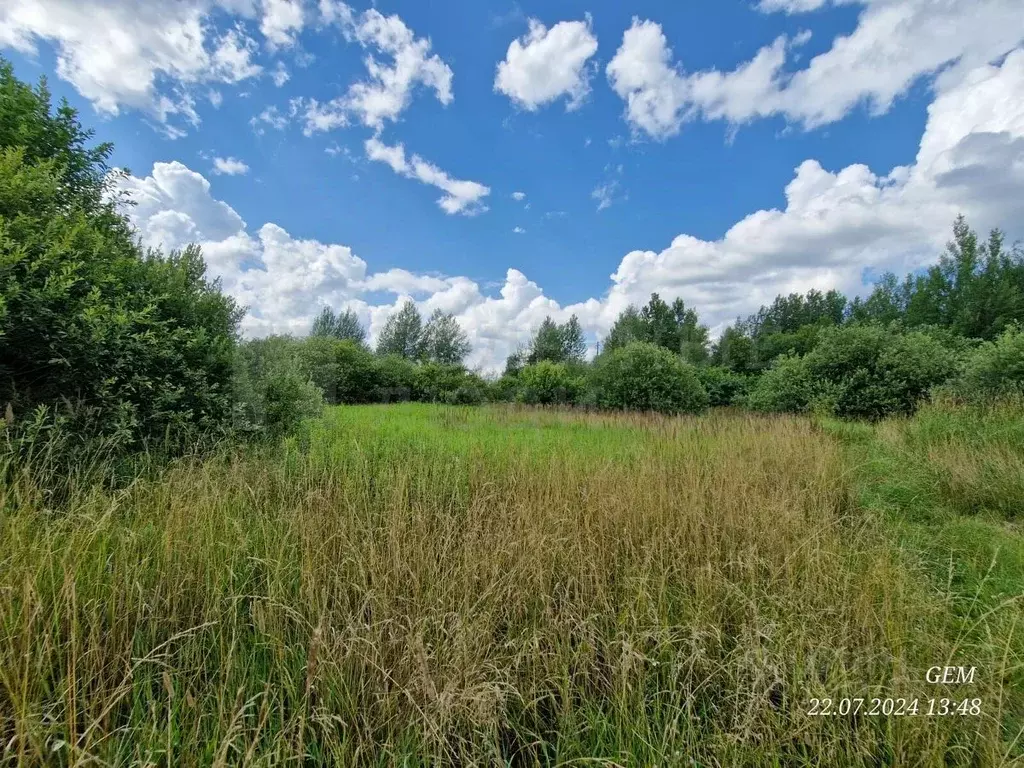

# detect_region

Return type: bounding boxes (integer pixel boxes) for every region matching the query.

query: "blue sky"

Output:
[3,0,1023,369]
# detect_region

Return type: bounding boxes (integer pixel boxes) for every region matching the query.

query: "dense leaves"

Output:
[590,342,708,415]
[515,361,585,405]
[0,60,241,449]
[748,326,957,419]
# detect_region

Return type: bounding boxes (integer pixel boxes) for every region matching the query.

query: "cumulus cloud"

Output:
[260,0,305,49]
[608,1,1024,139]
[0,0,265,134]
[495,17,598,111]
[212,156,250,175]
[364,137,491,216]
[315,2,453,131]
[512,191,527,201]
[120,49,1024,371]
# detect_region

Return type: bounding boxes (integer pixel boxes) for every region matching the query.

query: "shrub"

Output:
[516,361,585,406]
[590,342,708,415]
[803,325,957,419]
[0,60,241,448]
[696,366,750,407]
[371,355,417,403]
[234,338,322,437]
[331,340,378,404]
[943,325,1024,403]
[414,363,475,403]
[746,354,814,413]
[444,381,487,406]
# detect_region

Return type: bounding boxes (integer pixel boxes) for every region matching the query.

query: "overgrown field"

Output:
[1,404,1022,766]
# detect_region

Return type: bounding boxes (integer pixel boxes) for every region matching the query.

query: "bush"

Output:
[331,340,378,404]
[371,355,417,403]
[0,60,241,449]
[804,325,957,419]
[749,326,959,419]
[696,366,750,407]
[414,363,480,403]
[746,354,814,413]
[590,342,708,415]
[943,325,1024,403]
[234,338,323,437]
[516,361,585,406]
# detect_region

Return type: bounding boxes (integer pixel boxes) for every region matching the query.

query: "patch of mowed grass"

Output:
[0,404,1013,765]
[826,401,1024,763]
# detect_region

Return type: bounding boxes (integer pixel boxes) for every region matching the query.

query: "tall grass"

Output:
[0,405,1016,765]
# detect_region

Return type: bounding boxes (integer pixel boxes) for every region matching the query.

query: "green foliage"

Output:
[606,294,710,362]
[712,325,757,374]
[591,342,708,415]
[749,327,958,419]
[526,314,587,365]
[233,337,323,437]
[604,306,646,351]
[310,306,366,345]
[371,354,417,402]
[413,362,486,404]
[0,62,241,450]
[376,301,423,359]
[331,339,378,404]
[858,217,1024,340]
[696,366,750,407]
[419,309,471,364]
[943,325,1024,403]
[515,361,585,405]
[746,354,814,413]
[804,325,957,420]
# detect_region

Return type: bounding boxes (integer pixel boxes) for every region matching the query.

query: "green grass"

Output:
[825,401,1024,763]
[1,403,1021,765]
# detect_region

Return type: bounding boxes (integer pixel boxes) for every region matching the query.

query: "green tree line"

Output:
[4,54,1024,482]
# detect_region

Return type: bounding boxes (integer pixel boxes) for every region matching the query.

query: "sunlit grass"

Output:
[0,404,1019,765]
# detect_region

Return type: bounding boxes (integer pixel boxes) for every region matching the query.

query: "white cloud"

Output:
[260,0,305,49]
[513,226,526,234]
[591,180,620,211]
[271,60,290,86]
[208,90,224,108]
[120,50,1024,372]
[212,156,250,175]
[495,16,598,111]
[250,105,289,133]
[290,96,348,135]
[608,2,1024,139]
[364,137,491,216]
[512,191,527,201]
[0,0,264,134]
[318,2,453,131]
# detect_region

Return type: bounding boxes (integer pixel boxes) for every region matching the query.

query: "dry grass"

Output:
[0,405,1015,765]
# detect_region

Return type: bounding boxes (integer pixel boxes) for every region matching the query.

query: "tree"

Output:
[672,298,710,364]
[605,305,646,351]
[590,342,708,415]
[527,317,566,364]
[419,310,470,365]
[640,293,678,351]
[712,326,756,374]
[0,59,241,447]
[376,301,422,359]
[310,307,366,345]
[561,315,587,363]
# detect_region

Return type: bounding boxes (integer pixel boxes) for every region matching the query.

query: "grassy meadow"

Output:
[1,404,1022,766]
